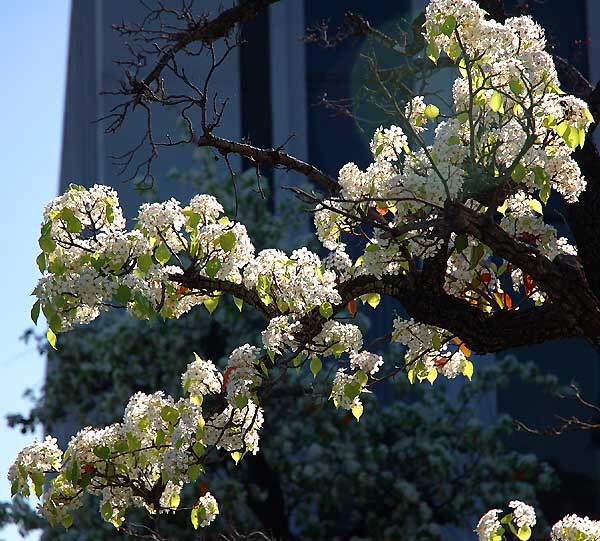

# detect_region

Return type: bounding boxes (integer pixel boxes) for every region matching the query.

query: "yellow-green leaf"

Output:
[517,526,532,541]
[319,301,333,319]
[509,78,523,95]
[426,367,438,384]
[362,293,381,309]
[47,328,57,350]
[219,230,237,252]
[351,403,363,421]
[528,199,543,214]
[310,355,322,378]
[204,297,219,314]
[497,200,508,215]
[489,92,503,113]
[511,163,527,182]
[462,360,474,381]
[424,104,440,119]
[155,243,171,266]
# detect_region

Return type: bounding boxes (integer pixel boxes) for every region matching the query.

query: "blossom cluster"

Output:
[477,502,600,541]
[8,353,266,530]
[33,186,256,335]
[314,0,589,318]
[392,317,473,382]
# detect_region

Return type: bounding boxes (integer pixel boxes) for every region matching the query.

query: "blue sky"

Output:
[0,2,70,539]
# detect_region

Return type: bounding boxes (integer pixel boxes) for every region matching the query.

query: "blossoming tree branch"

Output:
[10,0,600,539]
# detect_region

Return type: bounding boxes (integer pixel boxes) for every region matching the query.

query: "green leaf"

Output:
[556,120,569,136]
[355,370,368,387]
[489,92,503,113]
[204,297,219,314]
[426,42,439,64]
[440,15,456,36]
[256,274,273,306]
[231,451,243,464]
[48,257,66,276]
[186,212,201,229]
[114,439,128,453]
[276,298,289,313]
[114,285,132,305]
[101,501,112,521]
[457,112,469,124]
[448,135,461,145]
[36,252,47,273]
[137,253,153,273]
[47,328,57,350]
[161,405,180,425]
[585,108,595,123]
[540,183,551,204]
[447,39,461,61]
[30,470,45,498]
[468,244,485,270]
[511,163,527,182]
[454,234,468,253]
[234,394,248,409]
[329,343,346,357]
[218,230,237,252]
[319,301,333,319]
[60,208,83,234]
[233,296,243,312]
[39,233,56,253]
[93,445,111,460]
[61,515,74,529]
[424,104,440,119]
[10,479,19,497]
[563,126,580,149]
[154,429,166,447]
[192,441,206,457]
[509,78,523,95]
[187,464,201,481]
[344,383,361,400]
[533,166,547,186]
[155,243,171,266]
[31,300,40,324]
[105,201,115,224]
[170,493,181,509]
[205,257,222,278]
[310,355,322,378]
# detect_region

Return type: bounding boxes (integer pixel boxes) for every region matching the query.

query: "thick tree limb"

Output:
[447,202,600,346]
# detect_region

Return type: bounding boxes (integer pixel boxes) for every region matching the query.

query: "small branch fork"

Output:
[514,383,600,436]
